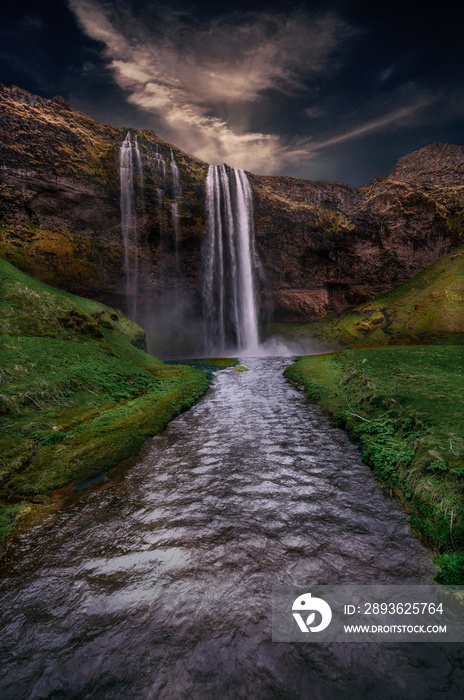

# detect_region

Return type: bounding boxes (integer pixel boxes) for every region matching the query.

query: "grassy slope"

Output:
[0,259,209,543]
[285,346,464,583]
[269,245,464,347]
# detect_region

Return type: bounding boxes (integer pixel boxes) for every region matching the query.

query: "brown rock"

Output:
[0,83,463,323]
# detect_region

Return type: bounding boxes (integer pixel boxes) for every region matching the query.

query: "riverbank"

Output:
[0,259,210,546]
[284,342,464,584]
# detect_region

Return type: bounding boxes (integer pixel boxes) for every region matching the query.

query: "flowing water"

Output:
[202,165,260,355]
[119,131,142,319]
[170,150,182,266]
[0,358,461,699]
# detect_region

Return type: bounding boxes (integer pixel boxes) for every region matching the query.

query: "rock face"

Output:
[1,83,463,325]
[250,154,462,321]
[0,84,208,309]
[389,142,464,188]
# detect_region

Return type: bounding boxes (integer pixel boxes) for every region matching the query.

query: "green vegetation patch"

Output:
[284,345,464,583]
[0,221,124,298]
[165,357,237,381]
[0,259,209,545]
[268,245,464,348]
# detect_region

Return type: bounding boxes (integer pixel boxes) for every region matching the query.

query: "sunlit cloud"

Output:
[68,1,433,175]
[68,0,346,171]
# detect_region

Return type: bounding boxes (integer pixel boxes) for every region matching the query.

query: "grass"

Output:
[284,344,464,583]
[164,357,237,381]
[0,258,209,545]
[268,244,464,348]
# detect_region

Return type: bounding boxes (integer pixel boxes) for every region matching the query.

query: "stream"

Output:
[0,357,462,698]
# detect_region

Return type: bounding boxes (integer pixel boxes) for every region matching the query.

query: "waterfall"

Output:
[170,149,180,193]
[152,144,183,272]
[119,131,142,318]
[133,134,143,190]
[153,145,166,253]
[202,164,260,355]
[155,144,166,177]
[170,149,182,264]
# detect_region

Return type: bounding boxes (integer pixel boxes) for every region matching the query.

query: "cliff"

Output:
[268,244,464,347]
[1,83,463,326]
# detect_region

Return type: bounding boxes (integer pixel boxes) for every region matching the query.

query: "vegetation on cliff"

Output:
[269,244,464,347]
[0,259,209,546]
[0,84,209,302]
[0,220,125,297]
[284,344,464,583]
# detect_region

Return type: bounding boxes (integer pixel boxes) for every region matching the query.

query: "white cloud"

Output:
[68,0,344,172]
[68,1,433,174]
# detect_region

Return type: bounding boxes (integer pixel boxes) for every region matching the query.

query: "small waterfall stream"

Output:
[170,149,182,266]
[119,131,143,319]
[202,164,260,355]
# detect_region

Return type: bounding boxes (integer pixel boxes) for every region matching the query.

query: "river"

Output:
[0,358,462,698]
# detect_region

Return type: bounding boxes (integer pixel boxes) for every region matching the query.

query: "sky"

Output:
[1,0,463,185]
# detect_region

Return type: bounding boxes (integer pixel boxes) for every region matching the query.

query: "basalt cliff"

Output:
[1,83,463,327]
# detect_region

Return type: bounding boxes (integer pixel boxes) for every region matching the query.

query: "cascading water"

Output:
[170,149,182,264]
[202,164,260,355]
[170,148,180,192]
[153,145,166,252]
[133,134,143,191]
[154,143,165,172]
[119,131,142,319]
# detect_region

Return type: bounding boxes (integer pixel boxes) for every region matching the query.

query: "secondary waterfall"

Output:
[202,164,260,355]
[119,131,142,318]
[170,149,182,265]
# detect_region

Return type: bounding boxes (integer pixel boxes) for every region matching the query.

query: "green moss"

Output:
[165,358,237,382]
[267,245,464,348]
[0,259,209,545]
[284,345,464,583]
[233,365,249,372]
[177,358,237,369]
[203,358,237,368]
[0,221,124,297]
[0,503,26,544]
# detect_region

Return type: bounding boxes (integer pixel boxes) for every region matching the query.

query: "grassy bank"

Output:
[0,259,210,545]
[284,343,464,583]
[269,245,464,348]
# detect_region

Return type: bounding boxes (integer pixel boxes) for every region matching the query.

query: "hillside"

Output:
[0,259,209,544]
[268,244,464,347]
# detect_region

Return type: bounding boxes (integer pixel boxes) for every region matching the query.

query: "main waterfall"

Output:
[119,131,142,319]
[202,165,260,355]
